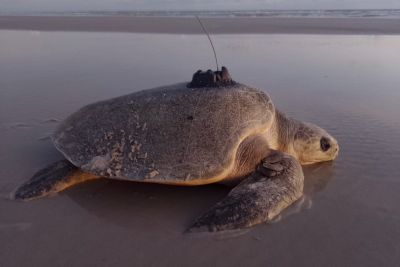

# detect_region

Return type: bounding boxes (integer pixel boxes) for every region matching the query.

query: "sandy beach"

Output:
[1,16,400,267]
[1,16,400,34]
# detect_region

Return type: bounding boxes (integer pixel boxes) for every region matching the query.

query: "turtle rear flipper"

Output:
[187,151,304,232]
[13,160,99,201]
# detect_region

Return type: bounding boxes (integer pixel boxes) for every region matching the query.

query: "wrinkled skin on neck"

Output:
[270,110,339,165]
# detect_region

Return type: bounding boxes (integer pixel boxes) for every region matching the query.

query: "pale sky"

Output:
[1,0,400,12]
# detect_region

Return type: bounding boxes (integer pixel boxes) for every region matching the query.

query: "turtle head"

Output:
[292,122,339,165]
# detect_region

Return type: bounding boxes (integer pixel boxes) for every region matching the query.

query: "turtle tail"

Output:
[13,160,99,201]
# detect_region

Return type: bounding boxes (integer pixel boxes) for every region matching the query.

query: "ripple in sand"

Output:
[37,132,54,141]
[42,118,61,124]
[6,122,33,130]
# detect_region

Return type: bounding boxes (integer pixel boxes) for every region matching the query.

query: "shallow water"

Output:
[1,31,400,266]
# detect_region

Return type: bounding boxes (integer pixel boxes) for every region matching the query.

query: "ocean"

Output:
[2,9,400,19]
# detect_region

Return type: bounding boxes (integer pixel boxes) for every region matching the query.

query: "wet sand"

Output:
[1,16,400,34]
[1,28,400,266]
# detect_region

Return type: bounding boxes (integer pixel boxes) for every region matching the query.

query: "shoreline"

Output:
[1,16,400,34]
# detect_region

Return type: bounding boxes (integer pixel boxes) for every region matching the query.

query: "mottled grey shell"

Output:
[53,82,275,182]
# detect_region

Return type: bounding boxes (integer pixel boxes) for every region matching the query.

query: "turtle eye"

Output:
[320,137,331,152]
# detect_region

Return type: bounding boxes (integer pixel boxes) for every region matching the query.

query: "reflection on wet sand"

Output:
[65,179,229,231]
[303,162,334,196]
[62,161,334,232]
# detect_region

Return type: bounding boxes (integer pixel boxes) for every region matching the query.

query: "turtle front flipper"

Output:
[187,151,304,232]
[13,160,99,201]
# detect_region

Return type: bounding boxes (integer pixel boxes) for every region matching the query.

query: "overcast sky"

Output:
[1,0,400,12]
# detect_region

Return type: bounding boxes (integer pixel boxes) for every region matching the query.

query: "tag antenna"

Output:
[195,16,219,71]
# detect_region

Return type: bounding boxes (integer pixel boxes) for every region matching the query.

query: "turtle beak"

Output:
[331,139,339,160]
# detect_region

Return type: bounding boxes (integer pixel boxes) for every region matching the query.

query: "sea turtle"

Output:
[14,67,339,232]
